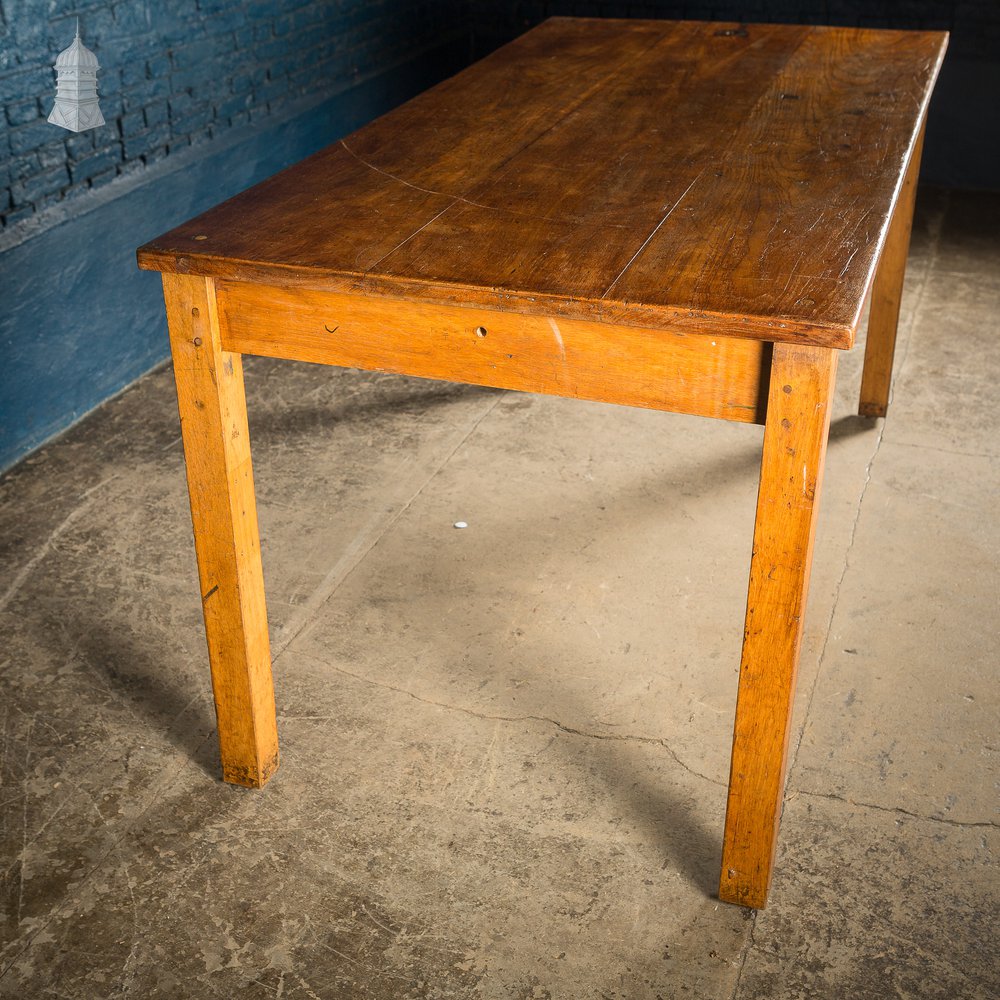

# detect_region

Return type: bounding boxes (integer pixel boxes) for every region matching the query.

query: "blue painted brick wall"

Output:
[0,0,466,231]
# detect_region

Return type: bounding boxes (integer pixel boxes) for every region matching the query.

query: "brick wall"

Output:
[0,0,466,231]
[469,1,1000,62]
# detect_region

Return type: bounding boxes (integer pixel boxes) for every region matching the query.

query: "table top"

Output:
[137,18,947,349]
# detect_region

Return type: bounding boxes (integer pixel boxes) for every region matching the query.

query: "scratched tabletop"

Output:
[137,18,947,349]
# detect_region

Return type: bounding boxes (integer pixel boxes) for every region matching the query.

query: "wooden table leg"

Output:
[859,119,926,418]
[163,273,279,788]
[719,343,837,908]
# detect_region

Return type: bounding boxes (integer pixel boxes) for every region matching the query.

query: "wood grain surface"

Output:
[719,342,838,908]
[138,18,947,348]
[164,274,279,788]
[216,279,771,423]
[859,119,926,416]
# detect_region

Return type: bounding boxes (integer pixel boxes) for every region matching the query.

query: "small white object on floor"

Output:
[453,521,468,529]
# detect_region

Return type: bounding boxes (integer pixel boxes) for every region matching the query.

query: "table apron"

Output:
[215,279,771,425]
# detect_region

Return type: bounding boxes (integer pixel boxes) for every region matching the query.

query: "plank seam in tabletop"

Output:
[136,18,946,350]
[357,18,795,277]
[367,21,814,320]
[137,18,684,268]
[334,23,681,266]
[439,20,944,333]
[348,23,677,210]
[601,172,705,299]
[139,19,901,348]
[598,27,945,340]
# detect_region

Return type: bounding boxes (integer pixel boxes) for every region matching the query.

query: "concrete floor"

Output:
[1,188,997,998]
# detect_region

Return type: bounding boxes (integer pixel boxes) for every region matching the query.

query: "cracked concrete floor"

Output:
[1,188,998,998]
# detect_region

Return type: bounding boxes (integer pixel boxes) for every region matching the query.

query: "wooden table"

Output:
[138,18,947,908]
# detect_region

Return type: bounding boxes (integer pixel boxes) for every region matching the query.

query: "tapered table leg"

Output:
[163,273,279,788]
[719,343,838,908]
[859,119,926,418]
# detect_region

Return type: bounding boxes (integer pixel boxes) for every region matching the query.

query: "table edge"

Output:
[138,256,856,349]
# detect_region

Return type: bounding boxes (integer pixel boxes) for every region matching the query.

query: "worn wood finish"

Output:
[217,281,771,424]
[164,274,278,788]
[140,17,948,908]
[719,343,838,908]
[859,118,927,417]
[138,19,946,350]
